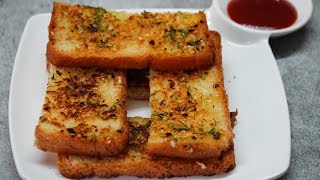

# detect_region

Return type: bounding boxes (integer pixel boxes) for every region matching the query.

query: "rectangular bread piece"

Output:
[147,31,234,159]
[35,65,129,156]
[47,2,214,71]
[57,117,235,179]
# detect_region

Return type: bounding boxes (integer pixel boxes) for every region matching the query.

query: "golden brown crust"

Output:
[147,31,234,159]
[57,116,235,179]
[35,66,129,156]
[150,49,214,71]
[48,43,213,71]
[47,43,150,69]
[146,140,233,160]
[46,2,214,71]
[57,146,235,179]
[35,125,128,156]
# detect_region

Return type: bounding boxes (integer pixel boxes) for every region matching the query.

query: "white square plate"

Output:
[9,9,290,180]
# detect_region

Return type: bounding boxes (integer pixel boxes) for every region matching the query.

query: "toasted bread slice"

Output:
[35,65,128,156]
[47,2,214,71]
[127,69,150,100]
[57,117,235,179]
[147,31,234,159]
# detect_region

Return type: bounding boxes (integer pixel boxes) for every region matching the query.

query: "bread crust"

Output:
[48,42,214,71]
[57,146,235,179]
[150,50,214,71]
[35,67,129,156]
[46,2,214,71]
[47,43,150,69]
[147,138,233,159]
[57,116,235,179]
[35,124,128,156]
[147,31,234,159]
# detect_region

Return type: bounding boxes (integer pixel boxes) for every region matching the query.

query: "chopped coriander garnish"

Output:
[208,127,221,139]
[180,28,188,38]
[173,120,190,131]
[165,28,177,40]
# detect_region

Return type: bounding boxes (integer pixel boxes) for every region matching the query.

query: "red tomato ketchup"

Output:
[227,0,298,29]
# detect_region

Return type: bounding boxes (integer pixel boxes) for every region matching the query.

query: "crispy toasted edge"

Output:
[57,117,235,179]
[47,43,150,69]
[35,70,129,156]
[149,50,214,71]
[146,31,234,159]
[146,133,234,159]
[57,145,235,179]
[46,3,213,70]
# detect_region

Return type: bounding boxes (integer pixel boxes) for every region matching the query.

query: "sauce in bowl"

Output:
[227,0,297,30]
